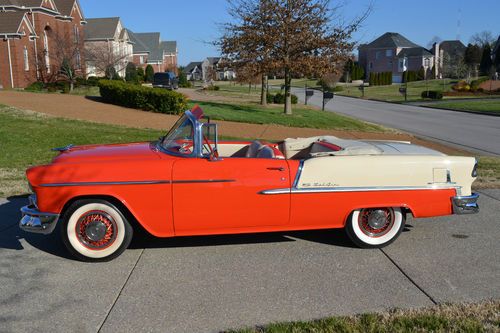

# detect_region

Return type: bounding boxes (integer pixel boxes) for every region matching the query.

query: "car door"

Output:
[172,157,290,235]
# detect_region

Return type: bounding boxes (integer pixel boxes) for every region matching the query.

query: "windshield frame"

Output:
[157,111,202,157]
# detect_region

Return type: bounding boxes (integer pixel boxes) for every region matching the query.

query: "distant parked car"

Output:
[153,72,178,90]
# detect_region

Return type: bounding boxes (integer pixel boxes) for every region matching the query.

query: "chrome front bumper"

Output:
[452,193,479,214]
[19,195,59,234]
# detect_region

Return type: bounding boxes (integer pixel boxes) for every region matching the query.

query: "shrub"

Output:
[205,85,220,91]
[269,92,298,104]
[86,76,102,86]
[452,80,470,92]
[266,93,274,104]
[98,80,188,115]
[25,81,44,91]
[125,63,139,84]
[421,90,443,99]
[136,67,145,83]
[145,65,154,83]
[75,77,87,87]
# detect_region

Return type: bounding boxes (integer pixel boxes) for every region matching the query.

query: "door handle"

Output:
[267,167,285,171]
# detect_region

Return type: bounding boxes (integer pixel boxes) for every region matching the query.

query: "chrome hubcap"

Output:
[76,210,117,249]
[367,209,388,229]
[358,208,395,237]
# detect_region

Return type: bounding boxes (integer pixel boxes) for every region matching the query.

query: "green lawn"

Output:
[336,79,457,102]
[0,105,164,197]
[188,100,385,132]
[228,300,499,333]
[423,99,500,114]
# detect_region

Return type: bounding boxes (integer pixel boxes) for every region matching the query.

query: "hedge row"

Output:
[98,80,187,115]
[266,92,298,104]
[369,72,392,86]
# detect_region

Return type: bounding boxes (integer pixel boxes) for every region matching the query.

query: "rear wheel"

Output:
[61,199,133,262]
[346,207,405,248]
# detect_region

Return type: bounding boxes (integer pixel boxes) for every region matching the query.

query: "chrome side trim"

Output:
[40,180,171,187]
[260,185,461,195]
[173,179,235,184]
[292,160,305,188]
[452,193,479,214]
[39,179,236,187]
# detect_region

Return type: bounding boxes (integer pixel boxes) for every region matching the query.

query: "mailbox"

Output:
[305,90,314,97]
[323,92,334,99]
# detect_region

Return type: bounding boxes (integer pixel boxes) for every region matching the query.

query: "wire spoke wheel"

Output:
[76,210,117,250]
[346,207,405,248]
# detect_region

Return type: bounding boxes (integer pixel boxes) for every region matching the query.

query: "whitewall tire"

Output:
[346,207,405,248]
[61,199,133,262]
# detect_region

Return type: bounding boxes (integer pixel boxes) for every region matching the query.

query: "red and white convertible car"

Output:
[20,106,479,261]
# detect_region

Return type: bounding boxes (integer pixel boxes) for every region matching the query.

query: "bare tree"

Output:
[29,30,85,90]
[470,31,496,48]
[85,42,130,79]
[426,35,442,49]
[221,0,368,114]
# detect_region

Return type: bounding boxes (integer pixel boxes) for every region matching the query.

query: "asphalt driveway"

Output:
[1,191,499,333]
[292,88,500,156]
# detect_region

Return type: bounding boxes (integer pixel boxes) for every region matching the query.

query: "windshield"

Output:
[159,114,194,155]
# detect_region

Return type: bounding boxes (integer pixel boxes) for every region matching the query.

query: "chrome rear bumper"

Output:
[452,193,479,214]
[19,195,59,234]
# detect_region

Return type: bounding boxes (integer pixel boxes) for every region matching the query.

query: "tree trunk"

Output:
[260,75,267,105]
[284,68,292,115]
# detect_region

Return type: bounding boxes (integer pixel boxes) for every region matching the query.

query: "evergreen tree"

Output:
[495,44,500,71]
[417,66,425,80]
[145,65,154,83]
[137,67,145,82]
[125,63,138,83]
[479,44,493,75]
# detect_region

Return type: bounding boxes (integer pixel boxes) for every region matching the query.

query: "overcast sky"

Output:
[82,0,500,66]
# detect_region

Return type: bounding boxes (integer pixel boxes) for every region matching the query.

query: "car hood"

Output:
[51,142,163,164]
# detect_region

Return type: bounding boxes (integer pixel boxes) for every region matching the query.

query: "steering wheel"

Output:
[202,134,218,158]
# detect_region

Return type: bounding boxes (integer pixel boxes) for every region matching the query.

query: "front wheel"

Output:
[346,207,405,248]
[61,199,133,262]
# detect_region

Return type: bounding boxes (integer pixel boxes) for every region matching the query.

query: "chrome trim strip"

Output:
[40,180,171,187]
[173,179,235,184]
[260,185,461,195]
[292,160,305,188]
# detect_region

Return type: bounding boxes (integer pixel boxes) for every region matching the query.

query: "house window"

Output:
[398,57,407,72]
[386,50,393,57]
[376,51,381,60]
[23,46,29,71]
[43,30,50,73]
[76,50,81,69]
[74,26,79,44]
[424,58,430,67]
[139,56,144,64]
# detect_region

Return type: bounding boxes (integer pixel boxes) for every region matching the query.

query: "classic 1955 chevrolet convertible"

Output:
[20,106,479,261]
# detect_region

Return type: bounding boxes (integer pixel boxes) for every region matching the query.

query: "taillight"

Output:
[472,159,478,177]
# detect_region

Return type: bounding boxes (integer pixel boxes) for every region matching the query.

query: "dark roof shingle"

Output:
[84,17,119,40]
[398,47,433,58]
[161,41,176,54]
[0,11,26,34]
[184,62,202,73]
[365,32,420,49]
[52,0,75,16]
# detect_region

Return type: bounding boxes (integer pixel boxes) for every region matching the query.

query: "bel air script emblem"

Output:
[301,182,338,187]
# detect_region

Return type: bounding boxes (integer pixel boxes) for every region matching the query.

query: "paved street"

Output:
[1,191,499,333]
[292,88,500,156]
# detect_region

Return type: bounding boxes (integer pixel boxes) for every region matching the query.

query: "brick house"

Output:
[184,61,202,81]
[0,0,85,89]
[358,32,434,83]
[128,31,178,73]
[84,17,133,78]
[430,40,466,78]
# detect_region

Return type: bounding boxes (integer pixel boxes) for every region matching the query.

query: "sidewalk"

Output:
[0,90,468,155]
